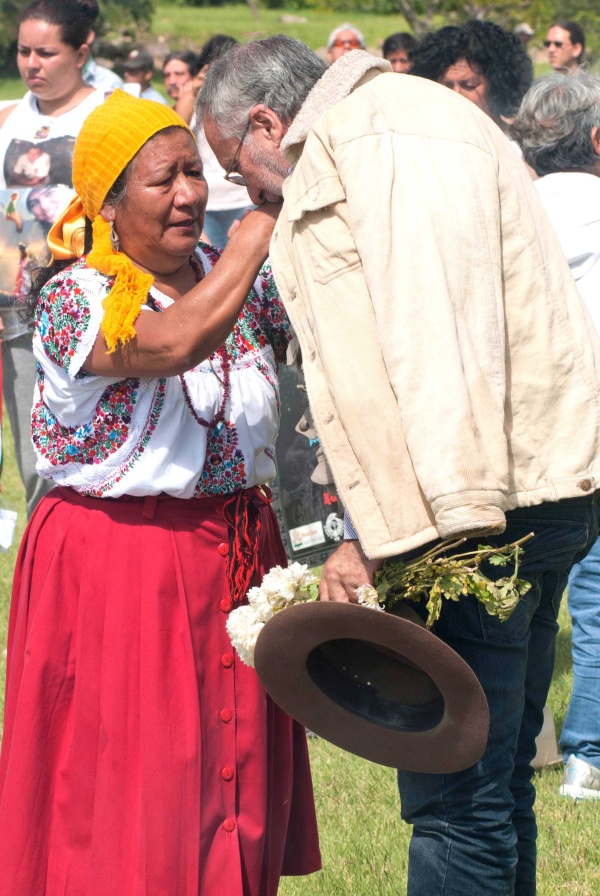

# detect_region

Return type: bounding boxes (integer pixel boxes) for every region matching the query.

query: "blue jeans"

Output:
[397,495,600,896]
[203,206,253,250]
[559,534,600,768]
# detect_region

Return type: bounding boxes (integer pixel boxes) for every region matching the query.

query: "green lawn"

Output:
[1,416,600,893]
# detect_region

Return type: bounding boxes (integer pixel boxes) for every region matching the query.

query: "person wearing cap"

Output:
[514,22,535,47]
[545,20,585,72]
[0,88,321,896]
[199,35,600,896]
[326,22,365,63]
[122,47,169,103]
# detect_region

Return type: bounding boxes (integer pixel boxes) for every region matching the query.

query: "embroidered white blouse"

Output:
[32,244,290,498]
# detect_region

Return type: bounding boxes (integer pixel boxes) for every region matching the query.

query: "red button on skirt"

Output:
[223,819,236,833]
[221,766,234,782]
[220,709,233,723]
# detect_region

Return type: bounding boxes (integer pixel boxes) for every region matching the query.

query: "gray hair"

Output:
[327,22,365,50]
[512,71,600,176]
[196,36,327,140]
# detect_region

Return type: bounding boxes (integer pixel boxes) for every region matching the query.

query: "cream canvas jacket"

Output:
[269,52,600,560]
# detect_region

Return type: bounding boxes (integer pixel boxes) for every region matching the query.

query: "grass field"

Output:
[1,417,600,894]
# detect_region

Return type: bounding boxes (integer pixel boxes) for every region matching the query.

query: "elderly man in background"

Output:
[545,20,585,72]
[326,22,365,63]
[198,36,600,896]
[514,71,600,802]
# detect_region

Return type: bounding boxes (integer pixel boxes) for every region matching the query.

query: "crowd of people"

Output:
[0,2,599,895]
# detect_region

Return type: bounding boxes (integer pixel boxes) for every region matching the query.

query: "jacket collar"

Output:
[281,51,391,166]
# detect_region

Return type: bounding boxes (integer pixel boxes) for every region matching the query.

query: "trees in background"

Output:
[0,0,597,67]
[0,0,154,69]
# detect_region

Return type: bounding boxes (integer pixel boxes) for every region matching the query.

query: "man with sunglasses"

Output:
[545,20,585,72]
[326,22,365,64]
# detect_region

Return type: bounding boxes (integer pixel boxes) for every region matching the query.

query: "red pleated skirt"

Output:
[0,487,321,896]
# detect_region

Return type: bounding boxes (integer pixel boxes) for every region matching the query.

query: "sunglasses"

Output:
[331,38,362,49]
[544,40,564,48]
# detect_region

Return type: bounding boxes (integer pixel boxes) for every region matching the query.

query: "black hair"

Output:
[163,50,199,77]
[18,0,91,50]
[196,34,238,70]
[410,20,533,120]
[382,32,417,58]
[549,20,585,56]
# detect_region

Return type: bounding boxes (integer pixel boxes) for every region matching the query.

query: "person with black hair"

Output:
[0,0,107,517]
[545,20,585,73]
[163,49,198,104]
[382,31,417,73]
[410,20,533,133]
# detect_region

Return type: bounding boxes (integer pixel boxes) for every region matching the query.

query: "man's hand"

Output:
[319,540,384,603]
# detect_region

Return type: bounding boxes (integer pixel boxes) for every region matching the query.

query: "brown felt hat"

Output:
[254,601,489,772]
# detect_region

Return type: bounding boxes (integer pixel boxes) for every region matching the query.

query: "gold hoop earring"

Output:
[109,220,120,252]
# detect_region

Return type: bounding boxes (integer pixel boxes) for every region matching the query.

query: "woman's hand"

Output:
[83,202,283,379]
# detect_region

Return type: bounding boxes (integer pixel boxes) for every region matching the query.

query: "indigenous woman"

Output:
[0,89,321,896]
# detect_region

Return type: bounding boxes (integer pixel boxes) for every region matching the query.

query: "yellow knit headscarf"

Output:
[49,89,192,353]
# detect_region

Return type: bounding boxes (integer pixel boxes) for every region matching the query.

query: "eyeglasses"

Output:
[544,40,564,47]
[223,121,250,186]
[331,38,362,49]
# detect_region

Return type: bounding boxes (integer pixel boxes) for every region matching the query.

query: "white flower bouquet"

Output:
[226,535,533,668]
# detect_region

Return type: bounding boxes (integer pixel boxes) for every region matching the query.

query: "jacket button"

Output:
[221,653,234,668]
[217,542,229,557]
[221,766,234,781]
[578,479,593,492]
[220,599,233,613]
[223,819,236,833]
[220,709,233,723]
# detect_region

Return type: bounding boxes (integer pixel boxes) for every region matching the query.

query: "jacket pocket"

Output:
[289,176,361,285]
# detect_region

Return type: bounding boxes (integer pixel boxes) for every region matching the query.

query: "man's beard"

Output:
[246,135,289,199]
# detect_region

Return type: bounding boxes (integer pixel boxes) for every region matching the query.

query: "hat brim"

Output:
[254,601,489,771]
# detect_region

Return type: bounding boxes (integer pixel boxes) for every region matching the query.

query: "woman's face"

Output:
[439,58,491,119]
[109,129,208,274]
[17,19,87,100]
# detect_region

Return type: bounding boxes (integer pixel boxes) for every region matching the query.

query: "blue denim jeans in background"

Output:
[202,206,253,250]
[559,534,600,768]
[397,494,600,896]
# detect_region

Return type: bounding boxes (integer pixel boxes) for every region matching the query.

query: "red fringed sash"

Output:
[222,486,273,605]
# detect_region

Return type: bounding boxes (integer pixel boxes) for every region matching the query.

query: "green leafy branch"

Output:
[373,533,534,628]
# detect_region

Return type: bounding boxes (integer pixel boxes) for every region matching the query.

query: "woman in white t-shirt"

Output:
[0,0,106,517]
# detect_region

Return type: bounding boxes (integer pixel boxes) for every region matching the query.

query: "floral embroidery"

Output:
[32,245,285,496]
[83,379,167,497]
[36,259,107,373]
[196,421,247,496]
[32,370,140,466]
[255,356,280,415]
[198,244,291,364]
